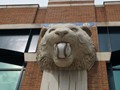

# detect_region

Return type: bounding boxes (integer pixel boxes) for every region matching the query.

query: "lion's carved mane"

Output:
[37,24,96,70]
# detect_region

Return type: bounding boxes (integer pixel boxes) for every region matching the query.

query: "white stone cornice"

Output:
[104,1,120,5]
[49,0,93,2]
[0,24,42,30]
[97,22,120,27]
[0,4,39,8]
[48,3,94,7]
[24,52,111,61]
[97,52,111,61]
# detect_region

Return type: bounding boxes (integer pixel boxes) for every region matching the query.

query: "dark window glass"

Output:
[0,62,22,69]
[109,27,120,51]
[0,71,21,90]
[27,29,40,52]
[0,28,40,65]
[0,30,30,52]
[98,27,120,52]
[113,70,120,90]
[113,65,120,69]
[0,29,40,52]
[107,64,120,90]
[98,27,110,52]
[0,62,25,90]
[0,28,40,90]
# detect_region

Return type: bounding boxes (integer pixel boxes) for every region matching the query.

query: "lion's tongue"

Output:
[54,43,71,59]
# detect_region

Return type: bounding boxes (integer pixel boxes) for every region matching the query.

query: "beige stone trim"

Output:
[0,22,119,30]
[48,4,70,7]
[49,0,93,2]
[40,7,47,9]
[95,5,104,7]
[24,52,111,61]
[104,1,120,5]
[24,53,37,61]
[0,24,42,30]
[97,22,120,27]
[97,52,111,61]
[0,6,6,8]
[48,3,94,7]
[0,4,39,8]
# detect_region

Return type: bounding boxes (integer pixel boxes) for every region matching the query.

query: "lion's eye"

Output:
[70,27,78,32]
[49,28,55,33]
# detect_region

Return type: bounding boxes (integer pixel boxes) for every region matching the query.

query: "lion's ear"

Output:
[81,26,92,36]
[40,28,48,38]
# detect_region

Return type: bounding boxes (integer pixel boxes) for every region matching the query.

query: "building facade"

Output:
[0,0,120,90]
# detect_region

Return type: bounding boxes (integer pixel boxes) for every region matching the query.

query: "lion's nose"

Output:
[55,30,68,37]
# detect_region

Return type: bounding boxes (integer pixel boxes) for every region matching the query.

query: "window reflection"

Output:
[98,27,110,52]
[0,71,20,90]
[0,62,22,69]
[107,64,120,90]
[0,62,24,90]
[0,28,40,90]
[0,29,40,52]
[98,27,120,52]
[113,70,120,90]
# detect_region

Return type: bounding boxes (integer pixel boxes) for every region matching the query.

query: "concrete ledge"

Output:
[48,3,94,7]
[0,4,39,8]
[104,1,120,5]
[0,23,95,30]
[97,22,120,26]
[0,22,120,30]
[97,52,111,61]
[0,24,42,30]
[24,52,111,61]
[24,53,37,61]
[49,0,93,2]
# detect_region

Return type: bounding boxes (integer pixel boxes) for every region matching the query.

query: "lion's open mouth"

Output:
[54,43,72,59]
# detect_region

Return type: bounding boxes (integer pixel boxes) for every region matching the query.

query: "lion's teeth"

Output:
[54,43,71,59]
[58,43,66,58]
[65,43,71,57]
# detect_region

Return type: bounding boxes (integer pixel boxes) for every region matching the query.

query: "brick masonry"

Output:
[43,6,96,23]
[95,7,107,22]
[0,7,38,24]
[21,62,42,90]
[105,4,120,21]
[0,3,120,90]
[35,9,47,24]
[88,61,109,90]
[48,1,94,5]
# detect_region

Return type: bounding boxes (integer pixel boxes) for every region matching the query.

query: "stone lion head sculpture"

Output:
[37,24,96,70]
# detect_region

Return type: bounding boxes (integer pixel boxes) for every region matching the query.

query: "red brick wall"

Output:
[90,27,98,51]
[35,6,96,23]
[0,7,38,24]
[95,7,107,22]
[95,4,120,22]
[105,4,120,21]
[88,27,109,90]
[21,62,42,90]
[88,61,109,90]
[35,9,47,24]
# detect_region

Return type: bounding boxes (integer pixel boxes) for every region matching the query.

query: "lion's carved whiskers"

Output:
[37,24,96,70]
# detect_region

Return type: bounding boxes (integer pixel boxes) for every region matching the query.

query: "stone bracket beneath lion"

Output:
[24,52,111,61]
[40,70,87,90]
